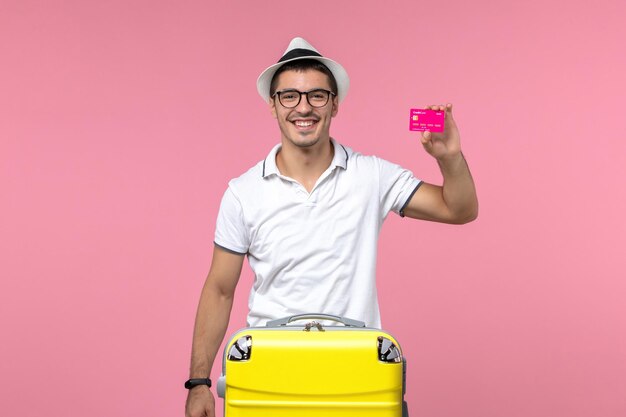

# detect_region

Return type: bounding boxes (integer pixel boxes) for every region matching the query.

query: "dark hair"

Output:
[269,59,338,97]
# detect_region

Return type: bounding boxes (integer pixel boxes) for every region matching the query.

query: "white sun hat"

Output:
[256,37,350,103]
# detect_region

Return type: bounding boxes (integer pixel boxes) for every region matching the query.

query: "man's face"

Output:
[269,69,339,149]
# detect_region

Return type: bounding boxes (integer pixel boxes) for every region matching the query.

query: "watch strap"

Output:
[184,378,212,389]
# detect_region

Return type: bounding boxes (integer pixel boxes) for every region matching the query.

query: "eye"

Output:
[310,90,327,100]
[280,91,298,101]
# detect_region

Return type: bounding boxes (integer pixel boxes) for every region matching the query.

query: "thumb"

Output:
[420,130,432,145]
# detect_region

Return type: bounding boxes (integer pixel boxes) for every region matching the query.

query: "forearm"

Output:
[437,152,478,223]
[189,280,235,378]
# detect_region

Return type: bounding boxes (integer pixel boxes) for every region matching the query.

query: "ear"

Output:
[331,95,339,117]
[269,97,277,119]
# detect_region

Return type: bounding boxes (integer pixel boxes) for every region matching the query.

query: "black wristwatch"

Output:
[184,378,212,390]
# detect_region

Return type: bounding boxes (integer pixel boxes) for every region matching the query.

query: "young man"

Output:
[185,37,478,417]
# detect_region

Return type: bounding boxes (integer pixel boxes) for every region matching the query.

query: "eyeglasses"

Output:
[272,88,336,108]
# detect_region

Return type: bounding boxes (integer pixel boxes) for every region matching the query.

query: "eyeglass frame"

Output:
[271,88,337,109]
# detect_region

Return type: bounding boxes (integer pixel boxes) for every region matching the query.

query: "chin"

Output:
[293,138,320,148]
[286,133,323,148]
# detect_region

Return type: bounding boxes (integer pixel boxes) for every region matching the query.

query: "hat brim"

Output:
[256,55,350,103]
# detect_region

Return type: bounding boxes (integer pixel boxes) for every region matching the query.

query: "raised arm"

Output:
[402,104,478,224]
[185,246,245,417]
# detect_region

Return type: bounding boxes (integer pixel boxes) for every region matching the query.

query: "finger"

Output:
[420,130,431,144]
[444,103,456,123]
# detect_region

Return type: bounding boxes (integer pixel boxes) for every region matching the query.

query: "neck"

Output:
[276,138,334,192]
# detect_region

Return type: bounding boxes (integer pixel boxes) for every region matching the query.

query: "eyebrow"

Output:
[275,88,331,94]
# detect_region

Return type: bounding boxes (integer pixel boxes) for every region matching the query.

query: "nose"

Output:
[294,92,313,113]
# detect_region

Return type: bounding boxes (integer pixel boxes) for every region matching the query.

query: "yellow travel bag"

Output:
[216,313,408,416]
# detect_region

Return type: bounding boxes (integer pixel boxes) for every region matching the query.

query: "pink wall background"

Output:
[2,0,625,416]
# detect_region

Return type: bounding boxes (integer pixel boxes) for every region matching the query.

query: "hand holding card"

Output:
[412,103,463,162]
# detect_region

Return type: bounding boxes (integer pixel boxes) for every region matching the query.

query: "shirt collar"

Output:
[262,138,350,178]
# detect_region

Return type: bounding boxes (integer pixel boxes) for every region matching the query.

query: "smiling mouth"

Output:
[292,120,318,129]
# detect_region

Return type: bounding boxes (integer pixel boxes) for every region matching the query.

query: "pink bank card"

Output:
[409,108,445,132]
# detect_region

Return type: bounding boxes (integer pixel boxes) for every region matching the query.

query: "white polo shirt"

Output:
[214,139,422,328]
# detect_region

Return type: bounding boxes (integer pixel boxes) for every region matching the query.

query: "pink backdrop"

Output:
[2,1,625,416]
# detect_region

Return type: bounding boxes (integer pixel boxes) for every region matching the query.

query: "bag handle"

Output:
[266,313,366,328]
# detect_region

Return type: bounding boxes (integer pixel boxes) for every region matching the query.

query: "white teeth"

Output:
[294,120,314,127]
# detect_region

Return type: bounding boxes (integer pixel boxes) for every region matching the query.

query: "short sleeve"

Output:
[214,186,249,255]
[377,158,422,217]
